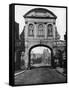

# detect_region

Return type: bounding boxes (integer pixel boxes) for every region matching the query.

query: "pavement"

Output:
[14,67,66,85]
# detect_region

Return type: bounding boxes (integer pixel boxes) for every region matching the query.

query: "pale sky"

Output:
[31,47,51,54]
[15,5,66,40]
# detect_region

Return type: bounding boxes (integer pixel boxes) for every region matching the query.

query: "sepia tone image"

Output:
[14,4,67,85]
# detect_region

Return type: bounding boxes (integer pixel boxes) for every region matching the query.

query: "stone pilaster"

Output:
[44,23,47,39]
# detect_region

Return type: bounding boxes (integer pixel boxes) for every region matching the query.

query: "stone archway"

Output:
[28,44,53,69]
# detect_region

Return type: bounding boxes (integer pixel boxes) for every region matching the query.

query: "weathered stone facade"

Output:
[21,8,65,68]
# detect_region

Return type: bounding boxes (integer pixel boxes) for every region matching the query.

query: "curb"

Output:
[15,70,25,76]
[55,69,66,77]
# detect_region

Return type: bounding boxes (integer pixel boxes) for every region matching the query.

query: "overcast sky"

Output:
[15,5,66,40]
[31,47,51,54]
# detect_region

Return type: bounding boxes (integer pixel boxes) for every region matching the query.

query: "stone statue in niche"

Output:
[38,24,44,36]
[47,24,53,37]
[28,24,34,36]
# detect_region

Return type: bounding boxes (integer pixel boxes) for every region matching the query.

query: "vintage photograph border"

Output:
[9,3,68,86]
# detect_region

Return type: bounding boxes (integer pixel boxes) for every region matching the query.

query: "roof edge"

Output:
[23,8,57,19]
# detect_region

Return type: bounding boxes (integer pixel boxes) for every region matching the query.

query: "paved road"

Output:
[15,68,66,85]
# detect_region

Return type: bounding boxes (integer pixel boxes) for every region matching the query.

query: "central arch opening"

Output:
[29,45,53,68]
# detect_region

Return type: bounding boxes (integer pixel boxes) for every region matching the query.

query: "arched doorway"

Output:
[28,44,53,68]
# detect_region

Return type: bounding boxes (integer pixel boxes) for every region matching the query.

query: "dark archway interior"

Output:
[28,44,53,68]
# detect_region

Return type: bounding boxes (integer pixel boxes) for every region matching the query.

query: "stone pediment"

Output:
[24,8,57,19]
